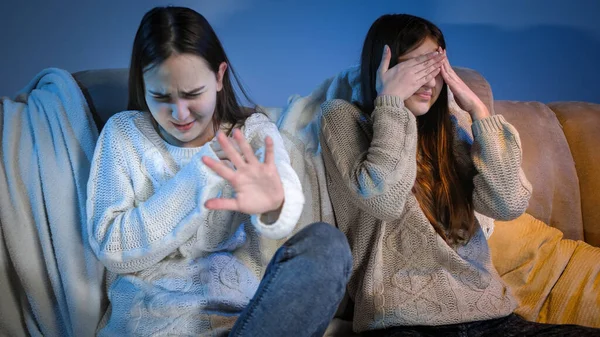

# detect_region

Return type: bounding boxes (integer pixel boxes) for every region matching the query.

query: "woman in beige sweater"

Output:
[320,14,599,336]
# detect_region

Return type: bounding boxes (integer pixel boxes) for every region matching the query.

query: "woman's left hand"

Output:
[202,129,284,216]
[439,47,491,121]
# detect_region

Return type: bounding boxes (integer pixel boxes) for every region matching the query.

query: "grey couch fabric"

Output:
[73,68,129,128]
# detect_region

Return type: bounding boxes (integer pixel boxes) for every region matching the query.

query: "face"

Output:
[143,53,227,148]
[397,37,443,116]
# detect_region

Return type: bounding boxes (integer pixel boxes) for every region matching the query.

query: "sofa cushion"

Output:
[73,68,129,128]
[549,102,600,247]
[494,101,583,241]
[490,213,600,328]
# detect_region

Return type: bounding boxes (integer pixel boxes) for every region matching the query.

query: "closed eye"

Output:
[181,86,205,98]
[151,94,171,102]
[149,90,169,98]
[183,92,201,99]
[147,86,204,101]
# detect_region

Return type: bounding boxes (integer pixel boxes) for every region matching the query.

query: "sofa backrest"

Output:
[496,101,584,241]
[445,68,585,242]
[73,68,129,129]
[549,102,600,246]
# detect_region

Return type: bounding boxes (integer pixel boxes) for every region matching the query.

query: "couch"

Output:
[71,67,600,334]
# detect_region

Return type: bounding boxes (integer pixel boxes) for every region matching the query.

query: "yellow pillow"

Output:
[490,213,600,328]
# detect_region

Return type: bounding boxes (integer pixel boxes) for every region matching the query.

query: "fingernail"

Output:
[383,45,388,53]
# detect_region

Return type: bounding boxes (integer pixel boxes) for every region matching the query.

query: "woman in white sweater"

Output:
[86,6,351,337]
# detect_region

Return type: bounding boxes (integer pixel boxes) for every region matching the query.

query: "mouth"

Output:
[414,92,432,100]
[172,120,196,132]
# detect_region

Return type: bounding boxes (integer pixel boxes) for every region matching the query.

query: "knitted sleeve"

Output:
[243,113,304,239]
[86,117,222,274]
[319,96,418,222]
[471,115,533,220]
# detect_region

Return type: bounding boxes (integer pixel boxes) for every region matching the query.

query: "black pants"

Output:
[362,314,600,337]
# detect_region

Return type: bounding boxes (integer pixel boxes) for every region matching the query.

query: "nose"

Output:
[171,99,190,122]
[423,75,437,89]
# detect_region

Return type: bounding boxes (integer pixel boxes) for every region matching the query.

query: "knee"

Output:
[294,222,352,275]
[301,222,348,250]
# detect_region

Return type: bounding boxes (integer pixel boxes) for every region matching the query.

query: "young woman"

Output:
[86,6,351,336]
[319,14,598,336]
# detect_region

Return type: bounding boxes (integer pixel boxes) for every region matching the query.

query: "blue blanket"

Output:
[0,68,105,337]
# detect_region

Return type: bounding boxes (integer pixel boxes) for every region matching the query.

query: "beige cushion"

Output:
[549,102,600,247]
[494,101,583,241]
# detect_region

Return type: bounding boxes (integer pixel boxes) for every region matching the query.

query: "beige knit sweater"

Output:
[320,95,532,332]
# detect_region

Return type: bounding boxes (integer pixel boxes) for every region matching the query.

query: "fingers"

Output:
[416,58,444,78]
[212,136,244,162]
[439,48,454,77]
[212,129,273,169]
[414,52,444,83]
[440,62,451,82]
[221,159,235,170]
[377,45,391,76]
[417,67,441,86]
[263,136,275,165]
[232,129,259,165]
[202,155,236,181]
[440,51,459,86]
[205,197,239,211]
[414,54,445,75]
[213,150,228,160]
[216,131,246,168]
[405,50,443,68]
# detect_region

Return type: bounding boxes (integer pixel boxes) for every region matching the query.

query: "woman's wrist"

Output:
[260,199,284,225]
[470,103,491,121]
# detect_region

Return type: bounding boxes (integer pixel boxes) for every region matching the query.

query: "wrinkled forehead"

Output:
[143,54,214,91]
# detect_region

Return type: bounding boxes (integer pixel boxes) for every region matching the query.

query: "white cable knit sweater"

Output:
[86,111,304,336]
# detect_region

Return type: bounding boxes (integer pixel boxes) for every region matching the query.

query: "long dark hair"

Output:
[127,6,255,134]
[359,14,476,246]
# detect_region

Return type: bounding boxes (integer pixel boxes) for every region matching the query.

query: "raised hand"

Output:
[439,47,490,120]
[211,135,242,170]
[202,129,284,216]
[377,44,445,101]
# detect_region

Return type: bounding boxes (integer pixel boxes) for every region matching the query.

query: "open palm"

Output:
[202,129,284,215]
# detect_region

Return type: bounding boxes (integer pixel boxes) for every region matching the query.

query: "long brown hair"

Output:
[359,14,476,245]
[127,6,255,134]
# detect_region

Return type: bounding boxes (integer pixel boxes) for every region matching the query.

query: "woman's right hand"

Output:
[202,129,285,216]
[376,45,445,101]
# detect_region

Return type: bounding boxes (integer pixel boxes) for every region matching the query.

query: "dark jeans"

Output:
[229,222,353,337]
[363,313,600,337]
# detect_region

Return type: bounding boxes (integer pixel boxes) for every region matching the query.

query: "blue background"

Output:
[1,0,598,106]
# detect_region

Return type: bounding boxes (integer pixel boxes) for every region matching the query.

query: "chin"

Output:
[179,133,201,144]
[405,103,431,116]
[405,97,433,116]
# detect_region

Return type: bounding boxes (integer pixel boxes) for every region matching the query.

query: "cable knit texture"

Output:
[86,111,304,336]
[320,95,532,332]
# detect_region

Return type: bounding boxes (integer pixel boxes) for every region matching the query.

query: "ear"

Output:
[216,62,228,92]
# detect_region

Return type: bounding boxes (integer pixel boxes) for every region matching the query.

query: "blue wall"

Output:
[1,0,598,107]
